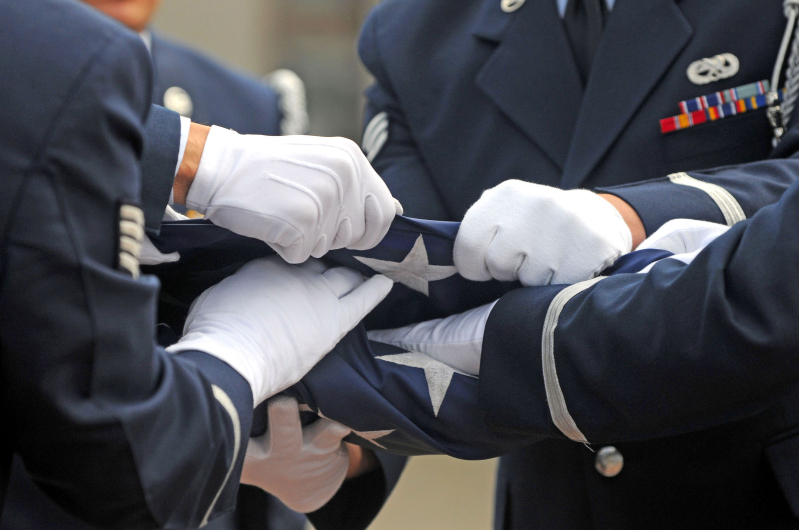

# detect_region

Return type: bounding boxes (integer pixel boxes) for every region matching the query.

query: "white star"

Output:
[299,404,396,450]
[350,429,396,450]
[354,235,457,296]
[376,352,475,417]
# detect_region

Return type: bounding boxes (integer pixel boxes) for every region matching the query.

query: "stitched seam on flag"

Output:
[668,173,746,226]
[201,385,241,527]
[541,277,604,443]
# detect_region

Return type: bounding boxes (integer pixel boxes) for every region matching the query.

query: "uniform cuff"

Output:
[478,285,565,434]
[174,116,191,180]
[175,350,254,429]
[596,176,727,236]
[141,105,182,234]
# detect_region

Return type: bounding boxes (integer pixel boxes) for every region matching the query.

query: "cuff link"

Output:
[118,203,144,279]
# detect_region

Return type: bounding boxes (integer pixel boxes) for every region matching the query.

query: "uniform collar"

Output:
[139,29,153,54]
[556,0,616,18]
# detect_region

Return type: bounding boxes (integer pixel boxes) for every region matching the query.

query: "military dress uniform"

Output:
[146,31,290,137]
[358,0,799,527]
[0,5,405,530]
[0,22,311,530]
[0,1,253,528]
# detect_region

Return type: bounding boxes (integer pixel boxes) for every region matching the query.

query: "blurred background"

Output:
[153,2,498,529]
[154,0,376,140]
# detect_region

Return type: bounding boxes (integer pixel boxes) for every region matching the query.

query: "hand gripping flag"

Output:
[148,217,675,459]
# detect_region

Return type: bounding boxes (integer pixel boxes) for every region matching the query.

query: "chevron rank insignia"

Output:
[118,203,144,279]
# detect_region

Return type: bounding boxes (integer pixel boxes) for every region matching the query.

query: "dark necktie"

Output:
[562,0,608,85]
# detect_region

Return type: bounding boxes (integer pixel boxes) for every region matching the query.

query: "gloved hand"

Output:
[167,256,394,405]
[368,301,497,377]
[139,236,180,266]
[454,180,632,286]
[185,126,402,264]
[241,396,351,513]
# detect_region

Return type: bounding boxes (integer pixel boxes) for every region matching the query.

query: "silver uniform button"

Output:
[595,446,624,477]
[501,0,525,13]
[163,86,194,118]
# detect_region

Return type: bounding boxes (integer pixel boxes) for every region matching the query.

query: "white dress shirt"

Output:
[556,0,615,17]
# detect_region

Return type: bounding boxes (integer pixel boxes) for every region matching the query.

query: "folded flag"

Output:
[148,216,518,332]
[150,217,676,458]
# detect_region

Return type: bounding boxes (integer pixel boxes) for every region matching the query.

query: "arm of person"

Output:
[478,177,799,443]
[1,30,252,529]
[141,109,400,264]
[358,8,450,221]
[455,134,799,287]
[596,125,799,241]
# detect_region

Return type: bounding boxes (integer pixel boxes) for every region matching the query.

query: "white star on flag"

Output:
[299,404,395,450]
[376,352,475,417]
[349,429,396,450]
[354,234,457,296]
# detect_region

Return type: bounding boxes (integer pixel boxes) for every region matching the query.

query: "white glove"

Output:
[454,180,632,286]
[137,207,189,266]
[139,236,180,266]
[368,302,496,377]
[166,256,394,405]
[186,126,402,264]
[241,396,351,513]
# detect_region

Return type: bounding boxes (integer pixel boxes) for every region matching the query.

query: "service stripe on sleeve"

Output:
[200,385,242,528]
[668,172,746,226]
[541,277,605,444]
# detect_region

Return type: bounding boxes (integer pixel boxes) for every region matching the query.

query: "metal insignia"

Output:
[686,54,740,85]
[119,203,144,279]
[163,86,194,118]
[501,0,525,13]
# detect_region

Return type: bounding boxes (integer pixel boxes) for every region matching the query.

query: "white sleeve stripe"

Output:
[668,172,746,226]
[366,129,389,162]
[363,120,388,156]
[364,120,388,155]
[362,112,388,153]
[542,276,605,443]
[200,385,242,528]
[362,112,388,146]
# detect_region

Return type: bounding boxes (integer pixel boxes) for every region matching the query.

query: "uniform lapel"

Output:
[474,0,583,170]
[560,0,693,189]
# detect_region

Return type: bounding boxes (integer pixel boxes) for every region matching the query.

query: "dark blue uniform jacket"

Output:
[359,0,799,527]
[150,33,282,136]
[0,1,404,528]
[0,1,254,528]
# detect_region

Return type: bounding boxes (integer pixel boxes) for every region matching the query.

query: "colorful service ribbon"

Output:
[660,81,783,135]
[678,80,770,114]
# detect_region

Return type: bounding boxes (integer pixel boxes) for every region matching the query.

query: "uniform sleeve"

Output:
[140,104,182,234]
[358,9,450,221]
[307,452,407,530]
[0,31,252,529]
[479,178,799,444]
[596,125,799,236]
